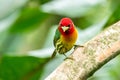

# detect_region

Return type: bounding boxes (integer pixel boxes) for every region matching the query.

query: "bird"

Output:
[51,18,78,59]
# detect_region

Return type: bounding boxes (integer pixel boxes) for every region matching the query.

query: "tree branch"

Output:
[45,21,120,80]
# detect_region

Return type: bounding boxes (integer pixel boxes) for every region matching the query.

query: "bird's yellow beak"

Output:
[61,26,69,32]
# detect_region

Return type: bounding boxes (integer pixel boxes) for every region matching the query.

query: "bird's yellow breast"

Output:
[60,28,78,50]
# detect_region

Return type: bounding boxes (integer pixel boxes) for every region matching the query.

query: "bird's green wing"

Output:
[53,29,60,46]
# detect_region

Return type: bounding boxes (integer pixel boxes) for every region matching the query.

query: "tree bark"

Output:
[45,21,120,80]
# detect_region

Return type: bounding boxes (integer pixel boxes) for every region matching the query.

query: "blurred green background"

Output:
[0,0,120,80]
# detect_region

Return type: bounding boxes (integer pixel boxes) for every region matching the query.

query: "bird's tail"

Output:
[51,49,57,58]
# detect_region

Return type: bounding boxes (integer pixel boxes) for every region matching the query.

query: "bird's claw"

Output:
[64,57,74,60]
[63,54,74,60]
[74,45,84,49]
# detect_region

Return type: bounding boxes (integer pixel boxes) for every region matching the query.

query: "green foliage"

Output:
[104,4,120,28]
[0,56,50,80]
[9,7,49,33]
[0,0,120,80]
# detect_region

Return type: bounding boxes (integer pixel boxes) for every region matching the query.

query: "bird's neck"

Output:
[61,28,78,43]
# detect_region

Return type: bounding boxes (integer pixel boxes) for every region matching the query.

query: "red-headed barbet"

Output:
[52,18,78,58]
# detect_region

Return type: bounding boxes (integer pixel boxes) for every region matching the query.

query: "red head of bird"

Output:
[58,18,75,36]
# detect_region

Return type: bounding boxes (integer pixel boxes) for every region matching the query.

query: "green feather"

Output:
[53,29,60,46]
[51,29,60,58]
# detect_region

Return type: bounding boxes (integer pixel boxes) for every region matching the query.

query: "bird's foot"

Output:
[64,57,74,60]
[74,45,84,49]
[63,54,74,60]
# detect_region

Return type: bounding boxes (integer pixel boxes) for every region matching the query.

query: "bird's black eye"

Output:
[68,24,70,27]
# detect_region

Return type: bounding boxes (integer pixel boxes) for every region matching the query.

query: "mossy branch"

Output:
[45,21,120,80]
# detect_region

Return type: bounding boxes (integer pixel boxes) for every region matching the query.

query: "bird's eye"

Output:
[68,24,70,27]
